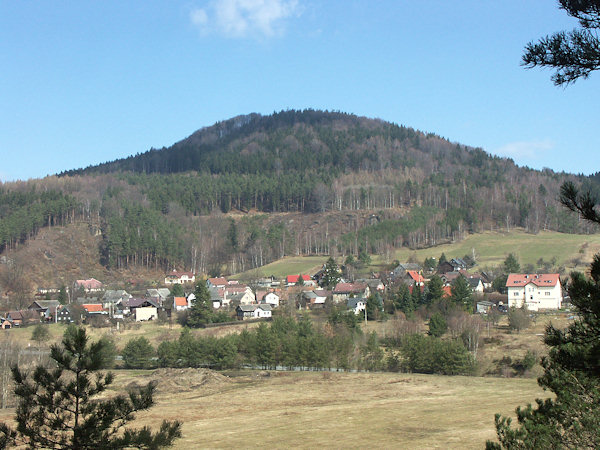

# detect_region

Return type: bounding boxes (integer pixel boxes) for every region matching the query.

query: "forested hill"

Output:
[63,110,502,178]
[1,110,598,279]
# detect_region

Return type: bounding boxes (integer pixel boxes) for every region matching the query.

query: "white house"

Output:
[347,297,367,315]
[236,304,272,320]
[261,292,280,307]
[506,273,562,311]
[164,270,195,285]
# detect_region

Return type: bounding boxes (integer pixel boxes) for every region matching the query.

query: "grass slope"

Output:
[133,370,541,449]
[234,230,600,279]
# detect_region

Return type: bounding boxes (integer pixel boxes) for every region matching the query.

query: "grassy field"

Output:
[232,229,600,280]
[0,314,568,448]
[0,368,544,449]
[379,229,600,271]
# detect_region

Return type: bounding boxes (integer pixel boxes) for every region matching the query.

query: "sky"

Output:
[2,1,600,182]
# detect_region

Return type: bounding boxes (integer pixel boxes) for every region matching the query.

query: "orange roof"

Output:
[174,297,187,306]
[407,271,424,283]
[82,304,104,312]
[506,273,559,288]
[442,286,452,298]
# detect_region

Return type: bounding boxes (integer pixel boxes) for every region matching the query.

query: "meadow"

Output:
[232,229,600,280]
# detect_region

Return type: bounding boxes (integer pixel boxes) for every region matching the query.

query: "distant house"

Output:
[28,300,61,321]
[6,310,40,327]
[467,277,485,294]
[392,263,422,278]
[134,307,158,322]
[261,292,280,307]
[358,279,386,292]
[164,270,195,285]
[476,300,494,314]
[286,275,313,287]
[146,288,171,306]
[81,303,107,316]
[1,318,13,329]
[437,258,468,274]
[103,290,132,306]
[225,286,255,306]
[506,273,562,311]
[173,296,189,311]
[207,277,228,289]
[236,304,272,320]
[75,278,103,293]
[347,297,367,315]
[332,282,370,304]
[55,305,77,323]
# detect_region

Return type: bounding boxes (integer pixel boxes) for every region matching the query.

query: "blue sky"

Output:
[2,1,599,182]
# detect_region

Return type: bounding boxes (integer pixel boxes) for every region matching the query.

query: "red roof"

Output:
[208,277,228,286]
[506,273,560,288]
[81,304,104,313]
[287,275,311,284]
[76,278,103,289]
[407,271,424,283]
[174,297,187,307]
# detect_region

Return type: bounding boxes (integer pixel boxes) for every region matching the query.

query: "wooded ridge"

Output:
[1,110,598,277]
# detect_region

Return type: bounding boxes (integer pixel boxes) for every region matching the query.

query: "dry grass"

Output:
[0,368,542,448]
[122,369,542,449]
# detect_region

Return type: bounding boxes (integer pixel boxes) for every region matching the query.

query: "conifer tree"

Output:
[0,326,181,449]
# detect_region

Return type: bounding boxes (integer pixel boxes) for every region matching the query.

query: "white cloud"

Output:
[190,0,300,38]
[494,139,554,160]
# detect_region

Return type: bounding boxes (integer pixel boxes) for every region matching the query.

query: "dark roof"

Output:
[128,298,159,308]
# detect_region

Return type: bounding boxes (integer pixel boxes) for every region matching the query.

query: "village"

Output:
[0,255,564,330]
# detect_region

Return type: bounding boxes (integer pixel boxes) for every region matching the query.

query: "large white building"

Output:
[506,273,562,311]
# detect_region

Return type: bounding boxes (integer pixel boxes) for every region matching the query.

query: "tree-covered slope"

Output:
[1,110,597,278]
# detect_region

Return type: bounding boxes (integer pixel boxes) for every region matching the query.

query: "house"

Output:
[440,271,462,285]
[359,278,386,292]
[146,288,171,306]
[403,271,425,286]
[55,305,77,323]
[103,290,132,306]
[173,297,189,311]
[1,318,13,329]
[81,303,107,316]
[207,287,225,309]
[236,304,272,320]
[28,300,61,321]
[261,292,280,307]
[332,282,370,304]
[229,291,255,306]
[207,277,228,289]
[286,275,313,287]
[347,297,367,315]
[134,306,158,322]
[6,310,40,327]
[506,273,562,311]
[75,278,103,293]
[224,285,255,305]
[392,263,422,278]
[164,270,195,285]
[128,298,160,310]
[467,277,485,294]
[476,300,495,314]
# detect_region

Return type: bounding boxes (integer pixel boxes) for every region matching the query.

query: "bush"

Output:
[122,337,156,369]
[400,334,475,375]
